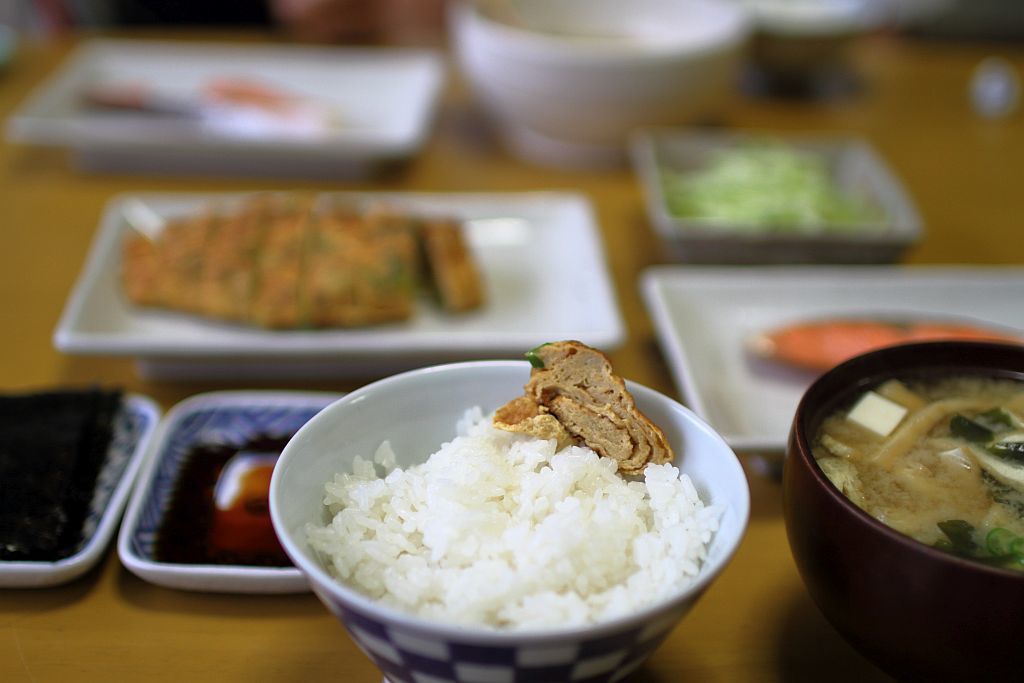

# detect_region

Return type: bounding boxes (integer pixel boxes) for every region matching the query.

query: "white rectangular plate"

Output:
[6,39,443,175]
[54,191,624,379]
[642,265,1024,453]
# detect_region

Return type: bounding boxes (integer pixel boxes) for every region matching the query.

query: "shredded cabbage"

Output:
[662,141,883,234]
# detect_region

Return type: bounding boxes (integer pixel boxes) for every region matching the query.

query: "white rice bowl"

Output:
[307,407,721,630]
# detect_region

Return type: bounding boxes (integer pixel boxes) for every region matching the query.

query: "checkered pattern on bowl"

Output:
[319,595,687,683]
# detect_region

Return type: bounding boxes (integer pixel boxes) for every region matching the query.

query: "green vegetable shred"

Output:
[950,414,995,443]
[934,521,1024,569]
[525,344,549,369]
[661,140,882,234]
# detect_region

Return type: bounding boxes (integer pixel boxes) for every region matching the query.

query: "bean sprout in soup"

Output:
[813,376,1024,572]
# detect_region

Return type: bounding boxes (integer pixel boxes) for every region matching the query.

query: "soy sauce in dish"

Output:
[155,434,291,567]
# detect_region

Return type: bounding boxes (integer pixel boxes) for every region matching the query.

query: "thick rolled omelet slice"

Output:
[494,340,674,475]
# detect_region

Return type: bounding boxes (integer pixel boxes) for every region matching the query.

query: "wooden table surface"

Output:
[2,29,1022,683]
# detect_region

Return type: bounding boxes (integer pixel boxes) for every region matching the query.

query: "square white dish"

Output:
[641,265,1024,453]
[118,391,341,594]
[630,127,922,264]
[0,393,160,588]
[6,39,444,177]
[53,191,625,380]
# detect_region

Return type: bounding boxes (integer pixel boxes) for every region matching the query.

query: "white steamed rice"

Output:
[307,407,720,630]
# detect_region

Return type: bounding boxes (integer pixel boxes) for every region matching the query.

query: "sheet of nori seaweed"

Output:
[0,389,122,561]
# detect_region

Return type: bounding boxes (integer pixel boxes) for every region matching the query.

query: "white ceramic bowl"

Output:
[450,0,751,168]
[270,360,749,683]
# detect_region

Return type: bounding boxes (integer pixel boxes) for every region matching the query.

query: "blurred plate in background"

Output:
[631,127,922,264]
[5,39,443,178]
[642,265,1024,453]
[54,191,625,380]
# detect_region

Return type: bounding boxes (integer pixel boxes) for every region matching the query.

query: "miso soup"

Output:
[813,375,1024,571]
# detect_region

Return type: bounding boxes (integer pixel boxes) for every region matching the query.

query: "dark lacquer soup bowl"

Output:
[784,341,1024,682]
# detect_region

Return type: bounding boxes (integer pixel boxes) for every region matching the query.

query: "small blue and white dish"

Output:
[118,391,340,594]
[0,393,161,588]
